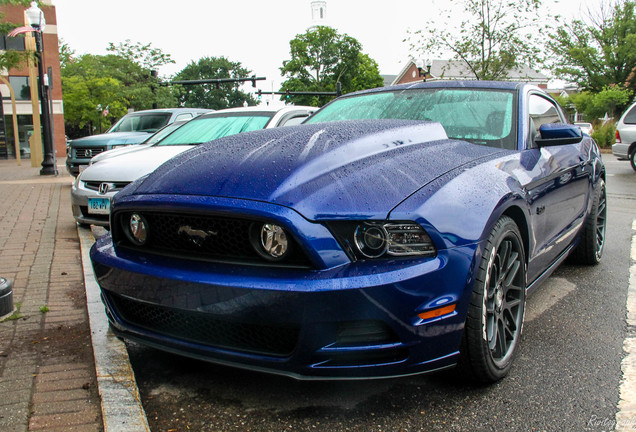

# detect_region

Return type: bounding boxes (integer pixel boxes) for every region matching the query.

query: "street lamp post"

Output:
[415,59,432,82]
[26,2,57,175]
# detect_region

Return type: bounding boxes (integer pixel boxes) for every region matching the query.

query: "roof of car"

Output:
[346,80,533,99]
[197,105,316,118]
[126,107,213,115]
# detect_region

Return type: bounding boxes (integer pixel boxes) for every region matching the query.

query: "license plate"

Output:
[87,197,110,215]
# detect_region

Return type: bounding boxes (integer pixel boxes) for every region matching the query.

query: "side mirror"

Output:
[535,123,583,147]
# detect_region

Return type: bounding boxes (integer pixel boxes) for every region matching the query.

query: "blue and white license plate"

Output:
[87,197,110,215]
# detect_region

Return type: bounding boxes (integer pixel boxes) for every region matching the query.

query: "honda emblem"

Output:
[98,183,114,195]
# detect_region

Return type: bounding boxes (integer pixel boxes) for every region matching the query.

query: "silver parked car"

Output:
[613,102,636,171]
[87,119,191,165]
[71,105,317,226]
[65,108,212,176]
[574,122,593,135]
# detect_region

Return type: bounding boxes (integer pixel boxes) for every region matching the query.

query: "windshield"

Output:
[142,122,186,145]
[109,113,172,133]
[306,88,516,149]
[156,113,274,146]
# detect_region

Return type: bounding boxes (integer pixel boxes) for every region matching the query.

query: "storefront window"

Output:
[1,114,35,159]
[9,76,31,100]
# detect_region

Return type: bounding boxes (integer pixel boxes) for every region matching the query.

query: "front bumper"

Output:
[90,234,479,379]
[70,180,116,227]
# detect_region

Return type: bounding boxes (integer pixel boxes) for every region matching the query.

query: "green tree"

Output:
[567,85,633,119]
[61,48,178,135]
[280,26,383,106]
[549,0,636,92]
[174,56,257,109]
[58,38,74,69]
[62,75,126,133]
[106,39,175,71]
[407,0,544,80]
[0,0,34,71]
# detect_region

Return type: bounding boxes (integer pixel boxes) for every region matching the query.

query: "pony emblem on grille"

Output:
[177,225,218,246]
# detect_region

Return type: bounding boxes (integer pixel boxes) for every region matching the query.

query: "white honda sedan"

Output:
[71,105,316,227]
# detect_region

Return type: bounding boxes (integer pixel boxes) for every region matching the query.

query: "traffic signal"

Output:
[286,89,290,100]
[257,89,262,101]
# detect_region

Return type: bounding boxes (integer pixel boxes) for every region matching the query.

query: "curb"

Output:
[77,225,150,432]
[617,219,636,431]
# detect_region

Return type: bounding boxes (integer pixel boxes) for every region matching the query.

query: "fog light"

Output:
[129,213,148,245]
[258,223,288,259]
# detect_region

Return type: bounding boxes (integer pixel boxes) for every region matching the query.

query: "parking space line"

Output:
[77,226,151,432]
[617,219,636,431]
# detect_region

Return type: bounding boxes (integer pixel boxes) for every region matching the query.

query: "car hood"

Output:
[72,131,150,146]
[91,143,154,164]
[80,146,194,183]
[128,120,505,219]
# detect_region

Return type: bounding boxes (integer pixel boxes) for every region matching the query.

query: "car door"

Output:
[519,93,590,282]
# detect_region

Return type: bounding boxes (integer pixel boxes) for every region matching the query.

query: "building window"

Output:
[0,34,26,51]
[9,76,30,100]
[1,114,34,159]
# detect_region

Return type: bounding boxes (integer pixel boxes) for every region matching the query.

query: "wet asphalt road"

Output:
[126,154,636,432]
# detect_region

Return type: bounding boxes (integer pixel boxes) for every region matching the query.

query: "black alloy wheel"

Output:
[594,181,607,261]
[460,215,526,383]
[569,178,606,265]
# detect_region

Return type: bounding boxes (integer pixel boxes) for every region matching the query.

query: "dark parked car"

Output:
[65,108,211,176]
[90,81,606,383]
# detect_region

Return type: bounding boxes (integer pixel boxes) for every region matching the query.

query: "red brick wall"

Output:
[0,3,66,159]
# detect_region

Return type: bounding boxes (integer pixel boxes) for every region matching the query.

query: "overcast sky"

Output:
[52,0,603,94]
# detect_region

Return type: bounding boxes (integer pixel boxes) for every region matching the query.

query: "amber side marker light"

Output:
[418,304,456,320]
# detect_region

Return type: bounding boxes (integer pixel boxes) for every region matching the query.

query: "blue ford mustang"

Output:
[90,81,606,383]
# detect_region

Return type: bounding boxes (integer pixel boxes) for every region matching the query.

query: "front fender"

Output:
[389,152,529,251]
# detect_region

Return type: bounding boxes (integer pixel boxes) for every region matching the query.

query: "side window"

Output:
[623,104,636,124]
[529,95,563,133]
[279,115,309,127]
[174,113,193,122]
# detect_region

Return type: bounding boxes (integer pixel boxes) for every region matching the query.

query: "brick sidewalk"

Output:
[0,160,103,431]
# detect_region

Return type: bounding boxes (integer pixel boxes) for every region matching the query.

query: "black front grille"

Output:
[115,211,312,267]
[107,292,300,357]
[74,147,105,158]
[84,181,130,192]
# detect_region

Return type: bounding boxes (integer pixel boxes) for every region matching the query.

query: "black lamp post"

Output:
[416,59,432,82]
[26,1,57,175]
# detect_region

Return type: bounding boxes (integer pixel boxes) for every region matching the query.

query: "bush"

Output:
[590,121,616,149]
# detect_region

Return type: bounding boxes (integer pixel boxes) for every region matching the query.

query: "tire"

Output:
[631,150,636,171]
[459,216,526,383]
[569,179,606,265]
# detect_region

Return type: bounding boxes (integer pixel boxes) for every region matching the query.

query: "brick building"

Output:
[0,0,64,162]
[392,59,549,88]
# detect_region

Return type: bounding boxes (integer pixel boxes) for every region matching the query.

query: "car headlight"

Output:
[354,223,388,258]
[330,221,436,260]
